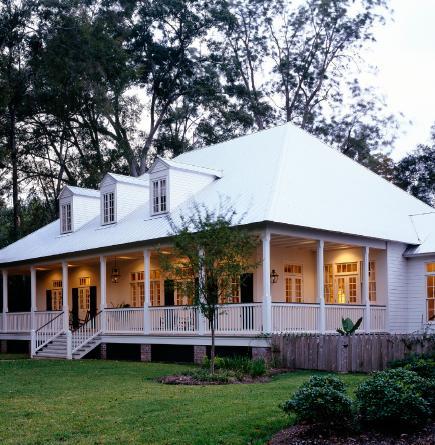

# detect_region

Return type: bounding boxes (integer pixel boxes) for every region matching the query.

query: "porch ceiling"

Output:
[270,235,363,251]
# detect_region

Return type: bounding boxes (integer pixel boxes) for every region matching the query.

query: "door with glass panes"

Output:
[334,275,359,304]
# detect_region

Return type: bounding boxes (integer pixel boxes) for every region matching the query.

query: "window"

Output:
[61,202,72,233]
[152,178,167,214]
[284,264,303,303]
[52,280,63,289]
[336,262,358,273]
[324,264,333,303]
[130,270,162,307]
[426,263,435,322]
[79,287,90,311]
[79,277,90,286]
[369,261,376,302]
[103,192,115,224]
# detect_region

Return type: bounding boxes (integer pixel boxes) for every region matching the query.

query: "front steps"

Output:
[34,333,101,360]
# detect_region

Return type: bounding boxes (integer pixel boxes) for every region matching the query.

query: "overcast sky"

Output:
[364,0,435,160]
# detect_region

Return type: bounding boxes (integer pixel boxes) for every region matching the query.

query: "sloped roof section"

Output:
[150,156,223,178]
[106,173,149,187]
[405,212,435,256]
[60,185,100,198]
[0,122,434,265]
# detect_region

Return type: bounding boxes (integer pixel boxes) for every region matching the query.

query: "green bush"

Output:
[356,368,432,431]
[250,359,266,377]
[388,354,435,379]
[281,375,353,429]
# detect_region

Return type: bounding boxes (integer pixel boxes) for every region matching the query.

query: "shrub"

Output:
[388,354,435,379]
[200,355,267,377]
[281,375,353,430]
[356,368,432,431]
[250,359,266,377]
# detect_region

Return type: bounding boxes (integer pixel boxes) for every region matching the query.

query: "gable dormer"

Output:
[100,173,149,225]
[58,186,100,234]
[148,157,223,216]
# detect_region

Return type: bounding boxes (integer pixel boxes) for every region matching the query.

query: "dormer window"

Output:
[152,178,167,214]
[60,202,72,234]
[103,191,115,224]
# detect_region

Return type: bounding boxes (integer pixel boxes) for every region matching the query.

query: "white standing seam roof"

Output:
[406,212,435,256]
[61,185,100,198]
[0,122,434,265]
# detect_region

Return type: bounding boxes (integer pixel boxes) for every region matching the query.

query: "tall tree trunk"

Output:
[9,105,20,240]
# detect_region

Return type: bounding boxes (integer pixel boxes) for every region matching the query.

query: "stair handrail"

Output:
[71,311,103,353]
[33,311,64,353]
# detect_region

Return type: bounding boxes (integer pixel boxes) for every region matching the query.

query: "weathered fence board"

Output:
[271,333,434,373]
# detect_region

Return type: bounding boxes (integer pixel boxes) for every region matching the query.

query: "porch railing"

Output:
[208,303,262,334]
[272,303,319,332]
[7,312,32,332]
[325,304,365,332]
[104,308,144,333]
[370,306,387,332]
[72,311,102,353]
[34,311,64,353]
[35,311,62,330]
[150,306,199,333]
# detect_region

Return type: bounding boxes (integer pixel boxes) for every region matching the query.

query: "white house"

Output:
[0,123,434,361]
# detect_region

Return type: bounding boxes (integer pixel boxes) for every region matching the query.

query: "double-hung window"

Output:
[103,192,115,224]
[61,202,72,233]
[427,263,435,322]
[152,178,167,214]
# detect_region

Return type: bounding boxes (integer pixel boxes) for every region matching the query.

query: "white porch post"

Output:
[362,246,371,332]
[143,249,151,335]
[262,231,272,333]
[317,240,326,333]
[62,261,69,331]
[30,267,37,331]
[100,256,107,332]
[2,270,8,332]
[198,248,206,335]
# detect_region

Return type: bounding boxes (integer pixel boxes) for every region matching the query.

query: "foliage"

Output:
[388,354,435,379]
[281,375,353,430]
[337,317,363,335]
[355,368,432,431]
[202,355,267,377]
[159,202,259,373]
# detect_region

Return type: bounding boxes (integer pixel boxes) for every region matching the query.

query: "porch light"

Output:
[111,257,121,284]
[270,269,279,284]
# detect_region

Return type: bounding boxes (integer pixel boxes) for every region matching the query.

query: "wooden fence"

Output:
[271,333,435,373]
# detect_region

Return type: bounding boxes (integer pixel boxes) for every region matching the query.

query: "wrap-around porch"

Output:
[0,229,387,357]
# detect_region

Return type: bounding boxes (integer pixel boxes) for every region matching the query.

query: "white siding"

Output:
[386,242,409,333]
[407,255,435,331]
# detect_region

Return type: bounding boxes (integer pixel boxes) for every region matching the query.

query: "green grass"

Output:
[0,356,367,445]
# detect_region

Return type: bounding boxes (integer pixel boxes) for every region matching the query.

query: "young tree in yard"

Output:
[159,203,259,373]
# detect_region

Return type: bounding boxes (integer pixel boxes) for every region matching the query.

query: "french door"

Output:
[334,275,358,304]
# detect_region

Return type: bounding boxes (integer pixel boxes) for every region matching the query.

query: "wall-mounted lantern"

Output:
[270,269,279,284]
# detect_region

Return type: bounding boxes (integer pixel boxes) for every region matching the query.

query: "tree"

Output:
[394,125,435,207]
[159,202,259,373]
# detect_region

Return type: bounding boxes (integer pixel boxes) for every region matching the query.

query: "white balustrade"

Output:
[7,312,32,332]
[150,306,199,333]
[35,311,62,330]
[35,311,64,351]
[104,308,144,333]
[325,304,366,332]
[272,303,319,332]
[72,312,102,352]
[208,304,262,334]
[370,306,387,332]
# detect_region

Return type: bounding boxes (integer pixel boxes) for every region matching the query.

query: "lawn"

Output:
[0,355,367,445]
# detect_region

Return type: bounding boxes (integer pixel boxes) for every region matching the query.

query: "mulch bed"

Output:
[157,368,287,385]
[268,423,435,445]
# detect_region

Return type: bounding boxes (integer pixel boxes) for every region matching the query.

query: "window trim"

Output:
[151,176,168,215]
[102,191,116,225]
[426,262,435,323]
[60,201,73,234]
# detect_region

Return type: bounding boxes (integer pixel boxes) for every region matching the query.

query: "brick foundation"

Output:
[140,344,152,362]
[100,343,107,360]
[0,340,7,353]
[252,346,271,363]
[193,345,207,364]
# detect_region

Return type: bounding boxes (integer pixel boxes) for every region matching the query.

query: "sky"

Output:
[364,0,435,160]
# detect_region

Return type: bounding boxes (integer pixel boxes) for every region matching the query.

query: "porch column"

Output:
[362,246,371,332]
[198,248,206,335]
[62,261,69,331]
[30,267,37,331]
[143,249,151,335]
[262,231,272,333]
[317,240,326,333]
[100,256,107,332]
[2,270,8,332]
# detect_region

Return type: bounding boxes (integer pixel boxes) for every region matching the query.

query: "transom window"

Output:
[285,264,303,303]
[61,202,72,233]
[152,178,167,214]
[426,263,435,322]
[336,262,358,273]
[103,192,115,224]
[79,277,90,286]
[52,280,62,289]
